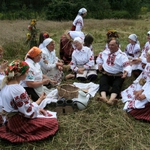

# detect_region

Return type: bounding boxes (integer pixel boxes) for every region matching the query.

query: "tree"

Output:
[125,0,142,18]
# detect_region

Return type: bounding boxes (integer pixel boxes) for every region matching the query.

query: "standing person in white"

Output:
[96,39,132,105]
[71,8,87,31]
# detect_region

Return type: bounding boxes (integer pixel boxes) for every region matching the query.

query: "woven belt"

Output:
[102,71,122,77]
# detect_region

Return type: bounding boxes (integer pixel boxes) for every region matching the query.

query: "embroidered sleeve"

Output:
[122,55,132,77]
[12,86,39,118]
[70,54,78,72]
[84,50,94,69]
[96,52,103,65]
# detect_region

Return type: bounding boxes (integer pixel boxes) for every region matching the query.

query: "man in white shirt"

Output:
[96,39,132,105]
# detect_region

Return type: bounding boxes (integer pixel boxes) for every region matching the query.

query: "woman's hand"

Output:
[49,79,57,85]
[131,58,141,65]
[40,92,47,100]
[77,68,85,74]
[136,94,146,101]
[42,79,50,85]
[36,92,46,105]
[39,108,47,116]
[121,71,128,78]
[56,62,63,67]
[43,60,48,64]
[58,66,63,71]
[134,89,143,100]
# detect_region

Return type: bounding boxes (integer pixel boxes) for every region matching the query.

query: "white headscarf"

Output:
[43,38,53,47]
[78,8,87,15]
[74,37,84,44]
[128,34,138,42]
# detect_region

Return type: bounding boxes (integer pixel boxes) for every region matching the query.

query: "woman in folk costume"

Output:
[132,31,150,71]
[0,60,58,143]
[40,38,64,85]
[124,34,142,78]
[60,30,85,65]
[121,49,150,122]
[21,47,57,101]
[70,37,97,82]
[71,8,87,31]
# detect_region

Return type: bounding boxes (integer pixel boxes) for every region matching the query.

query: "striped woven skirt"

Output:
[129,102,150,122]
[0,114,58,143]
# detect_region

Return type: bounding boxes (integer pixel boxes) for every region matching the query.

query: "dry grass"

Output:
[1,18,150,150]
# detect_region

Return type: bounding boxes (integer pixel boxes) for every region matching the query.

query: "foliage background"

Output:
[0,0,150,20]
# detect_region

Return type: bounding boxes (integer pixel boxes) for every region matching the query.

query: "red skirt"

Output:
[0,114,58,143]
[129,102,150,122]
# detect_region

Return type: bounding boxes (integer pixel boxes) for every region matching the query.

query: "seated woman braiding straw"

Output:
[70,37,97,82]
[0,59,58,143]
[21,46,57,101]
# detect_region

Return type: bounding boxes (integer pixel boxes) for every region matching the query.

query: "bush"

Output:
[110,10,131,19]
[140,6,148,15]
[46,1,77,21]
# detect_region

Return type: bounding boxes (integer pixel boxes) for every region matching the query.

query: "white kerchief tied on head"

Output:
[74,37,84,44]
[128,34,138,42]
[78,8,87,15]
[43,38,53,47]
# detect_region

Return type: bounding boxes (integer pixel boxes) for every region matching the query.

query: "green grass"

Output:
[1,18,150,150]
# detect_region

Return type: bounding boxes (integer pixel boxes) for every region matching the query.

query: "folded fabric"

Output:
[73,82,99,97]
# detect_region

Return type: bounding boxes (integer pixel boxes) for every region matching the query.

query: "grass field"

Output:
[0,18,150,150]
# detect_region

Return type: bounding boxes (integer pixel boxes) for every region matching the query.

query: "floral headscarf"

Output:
[5,60,29,77]
[43,32,49,39]
[106,30,119,39]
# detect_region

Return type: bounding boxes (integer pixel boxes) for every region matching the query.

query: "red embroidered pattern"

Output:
[123,61,130,67]
[106,54,116,66]
[13,91,31,109]
[127,100,135,109]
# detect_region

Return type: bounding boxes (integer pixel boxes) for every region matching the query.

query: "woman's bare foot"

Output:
[107,99,118,105]
[96,96,108,103]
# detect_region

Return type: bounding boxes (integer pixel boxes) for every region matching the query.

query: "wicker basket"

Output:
[57,84,79,100]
